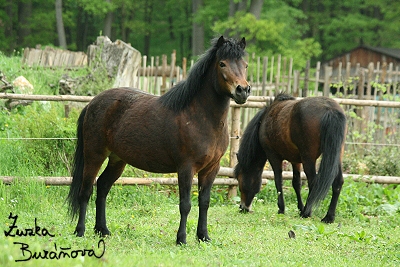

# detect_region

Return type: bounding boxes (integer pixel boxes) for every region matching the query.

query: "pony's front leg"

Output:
[196,165,219,242]
[176,168,194,245]
[269,158,285,214]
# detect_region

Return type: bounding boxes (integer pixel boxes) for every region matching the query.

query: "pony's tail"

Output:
[67,106,87,220]
[304,109,346,214]
[234,107,268,178]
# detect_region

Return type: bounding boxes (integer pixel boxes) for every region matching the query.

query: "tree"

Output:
[192,0,204,56]
[225,0,264,37]
[18,0,32,48]
[55,0,67,49]
[103,0,113,38]
[143,0,154,56]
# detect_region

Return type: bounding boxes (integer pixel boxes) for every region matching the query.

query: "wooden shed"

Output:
[319,45,400,97]
[324,45,400,70]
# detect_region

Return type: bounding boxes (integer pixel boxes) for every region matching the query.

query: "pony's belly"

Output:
[119,152,177,174]
[129,161,177,174]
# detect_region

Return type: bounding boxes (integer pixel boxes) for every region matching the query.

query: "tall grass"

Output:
[1,179,399,266]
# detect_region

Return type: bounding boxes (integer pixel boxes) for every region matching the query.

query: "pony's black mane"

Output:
[274,92,295,102]
[158,37,246,112]
[265,92,295,113]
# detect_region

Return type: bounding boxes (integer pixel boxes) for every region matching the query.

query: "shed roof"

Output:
[360,45,400,60]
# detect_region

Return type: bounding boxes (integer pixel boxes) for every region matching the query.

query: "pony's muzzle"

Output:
[234,85,251,104]
[239,202,252,213]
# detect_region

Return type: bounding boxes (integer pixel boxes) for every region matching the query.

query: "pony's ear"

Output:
[239,37,246,49]
[217,36,226,48]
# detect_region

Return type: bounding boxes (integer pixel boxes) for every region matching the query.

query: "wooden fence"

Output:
[22,46,87,67]
[0,92,399,186]
[137,52,400,147]
[3,50,399,188]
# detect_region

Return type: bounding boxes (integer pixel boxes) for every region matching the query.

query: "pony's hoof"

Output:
[176,232,187,245]
[74,227,85,237]
[94,226,111,237]
[197,234,211,243]
[176,239,187,246]
[321,215,335,224]
[278,209,285,214]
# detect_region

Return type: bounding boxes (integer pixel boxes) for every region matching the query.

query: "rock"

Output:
[12,76,34,94]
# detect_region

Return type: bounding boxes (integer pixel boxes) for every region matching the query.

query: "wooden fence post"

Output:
[323,65,332,96]
[262,57,268,96]
[314,61,321,95]
[303,60,310,97]
[228,107,241,198]
[169,50,176,88]
[161,54,167,94]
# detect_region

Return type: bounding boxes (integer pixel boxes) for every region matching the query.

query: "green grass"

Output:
[1,179,399,266]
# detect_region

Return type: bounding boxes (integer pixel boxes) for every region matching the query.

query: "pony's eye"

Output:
[219,62,226,68]
[245,64,248,69]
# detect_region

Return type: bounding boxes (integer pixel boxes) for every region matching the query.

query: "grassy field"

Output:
[1,50,400,267]
[1,178,399,267]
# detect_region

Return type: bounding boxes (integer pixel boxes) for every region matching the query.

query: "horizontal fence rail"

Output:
[2,93,400,108]
[1,167,400,185]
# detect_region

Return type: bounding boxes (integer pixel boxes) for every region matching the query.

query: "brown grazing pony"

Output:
[235,93,346,223]
[67,36,251,244]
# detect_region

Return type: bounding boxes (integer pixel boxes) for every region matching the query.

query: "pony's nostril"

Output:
[236,85,243,94]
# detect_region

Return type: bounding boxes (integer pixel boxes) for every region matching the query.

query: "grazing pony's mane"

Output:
[234,107,267,179]
[234,92,296,178]
[159,37,246,112]
[263,92,295,114]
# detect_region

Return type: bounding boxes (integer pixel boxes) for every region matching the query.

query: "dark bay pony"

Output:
[235,93,346,223]
[67,36,251,244]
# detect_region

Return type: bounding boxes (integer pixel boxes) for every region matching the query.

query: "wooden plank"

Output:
[1,170,399,185]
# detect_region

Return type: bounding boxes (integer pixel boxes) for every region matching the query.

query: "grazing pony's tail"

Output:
[67,106,87,220]
[304,109,346,214]
[234,107,268,179]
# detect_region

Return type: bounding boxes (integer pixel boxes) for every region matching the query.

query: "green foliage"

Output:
[1,0,400,64]
[213,12,322,70]
[321,13,381,59]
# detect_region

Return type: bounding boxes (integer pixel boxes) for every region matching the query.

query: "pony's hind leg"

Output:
[291,163,304,213]
[95,154,126,236]
[321,166,344,223]
[300,160,317,218]
[269,157,285,214]
[75,156,107,237]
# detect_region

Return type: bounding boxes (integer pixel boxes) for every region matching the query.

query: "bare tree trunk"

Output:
[228,0,237,17]
[4,0,15,53]
[143,0,153,56]
[55,0,67,49]
[103,0,113,38]
[18,0,32,47]
[192,0,204,57]
[249,0,263,19]
[226,0,263,38]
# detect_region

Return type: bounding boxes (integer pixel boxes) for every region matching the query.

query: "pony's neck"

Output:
[191,70,231,121]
